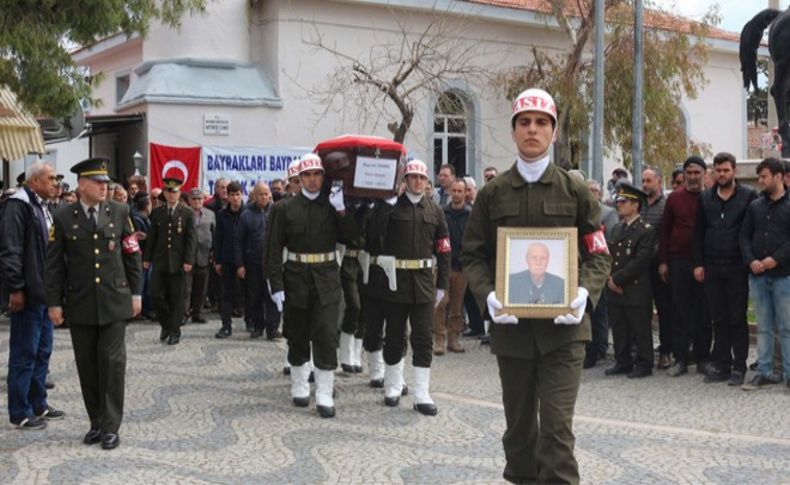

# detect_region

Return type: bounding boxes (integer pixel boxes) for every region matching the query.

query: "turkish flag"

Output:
[149,143,201,191]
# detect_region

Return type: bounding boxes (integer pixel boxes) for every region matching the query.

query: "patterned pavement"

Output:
[1,316,789,484]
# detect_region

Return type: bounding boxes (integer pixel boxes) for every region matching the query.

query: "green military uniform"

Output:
[338,202,369,373]
[606,186,655,375]
[265,191,359,370]
[46,158,143,439]
[143,188,197,344]
[461,161,610,483]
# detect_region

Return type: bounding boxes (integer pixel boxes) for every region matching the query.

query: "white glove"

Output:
[487,291,518,324]
[329,186,345,212]
[384,196,398,206]
[272,291,285,313]
[554,287,589,325]
[435,289,446,308]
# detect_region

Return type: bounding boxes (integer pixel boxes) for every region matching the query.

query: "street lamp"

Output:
[132,151,142,176]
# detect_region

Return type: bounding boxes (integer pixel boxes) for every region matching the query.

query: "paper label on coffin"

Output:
[354,157,398,190]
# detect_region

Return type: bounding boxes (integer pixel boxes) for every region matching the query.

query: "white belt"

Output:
[393,258,434,270]
[286,251,336,264]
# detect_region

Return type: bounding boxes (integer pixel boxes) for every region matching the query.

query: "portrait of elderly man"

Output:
[508,242,565,304]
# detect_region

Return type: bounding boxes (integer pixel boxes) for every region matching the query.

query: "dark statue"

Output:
[741,8,790,158]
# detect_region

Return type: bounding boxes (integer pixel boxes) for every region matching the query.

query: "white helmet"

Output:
[404,159,429,178]
[511,88,557,128]
[299,153,324,174]
[287,158,301,179]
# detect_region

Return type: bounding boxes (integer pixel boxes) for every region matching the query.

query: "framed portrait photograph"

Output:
[495,227,579,319]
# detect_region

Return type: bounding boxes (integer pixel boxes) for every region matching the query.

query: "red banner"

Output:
[149,143,202,191]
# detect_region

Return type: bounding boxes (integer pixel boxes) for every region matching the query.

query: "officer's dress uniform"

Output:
[266,189,358,415]
[606,214,656,376]
[461,161,610,484]
[376,192,450,415]
[338,202,369,374]
[46,162,142,445]
[143,199,197,344]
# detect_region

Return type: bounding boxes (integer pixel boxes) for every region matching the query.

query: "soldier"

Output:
[375,159,450,416]
[286,159,301,196]
[184,189,215,324]
[338,201,369,374]
[46,157,143,450]
[143,177,197,345]
[461,88,610,484]
[604,183,656,378]
[265,154,357,418]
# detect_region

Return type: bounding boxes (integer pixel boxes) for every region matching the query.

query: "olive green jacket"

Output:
[607,216,655,307]
[461,162,611,357]
[46,200,143,325]
[143,202,197,273]
[265,192,359,308]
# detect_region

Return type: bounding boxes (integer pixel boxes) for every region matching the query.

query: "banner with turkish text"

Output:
[149,143,202,192]
[202,145,309,197]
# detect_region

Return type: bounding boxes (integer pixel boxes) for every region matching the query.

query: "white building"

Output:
[46,0,750,191]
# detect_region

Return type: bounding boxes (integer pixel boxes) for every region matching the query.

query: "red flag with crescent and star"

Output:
[149,143,202,191]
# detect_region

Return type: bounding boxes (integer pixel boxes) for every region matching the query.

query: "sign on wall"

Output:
[203,113,230,136]
[202,145,310,196]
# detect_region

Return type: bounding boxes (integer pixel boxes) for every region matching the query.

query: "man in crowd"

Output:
[270,179,285,201]
[659,156,710,377]
[1,161,63,430]
[433,163,456,206]
[206,177,229,310]
[641,167,673,369]
[213,182,245,338]
[266,154,357,418]
[131,192,153,320]
[604,183,656,379]
[433,177,470,355]
[607,167,630,201]
[46,157,142,450]
[461,88,609,484]
[483,166,499,183]
[693,153,756,385]
[376,159,450,415]
[237,182,280,340]
[671,168,685,191]
[740,158,790,391]
[143,177,197,345]
[184,189,215,324]
[584,179,619,368]
[464,176,477,205]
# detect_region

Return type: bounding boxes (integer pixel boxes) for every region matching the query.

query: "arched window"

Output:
[433,92,468,176]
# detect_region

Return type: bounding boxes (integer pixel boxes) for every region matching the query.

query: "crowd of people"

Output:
[2,86,789,484]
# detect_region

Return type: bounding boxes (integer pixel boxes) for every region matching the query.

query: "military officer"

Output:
[375,159,450,416]
[338,202,369,374]
[461,88,610,484]
[265,154,358,418]
[604,183,656,378]
[46,157,143,450]
[143,177,197,345]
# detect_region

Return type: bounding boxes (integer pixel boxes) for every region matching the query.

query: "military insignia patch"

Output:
[48,225,55,242]
[583,230,609,255]
[436,236,451,254]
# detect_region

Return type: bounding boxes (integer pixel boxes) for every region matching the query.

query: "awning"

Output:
[0,88,46,161]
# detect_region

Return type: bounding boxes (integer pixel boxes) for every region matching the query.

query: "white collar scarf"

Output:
[406,191,423,204]
[301,187,320,200]
[516,153,551,183]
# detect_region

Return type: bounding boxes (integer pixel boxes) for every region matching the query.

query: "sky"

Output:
[653,0,790,33]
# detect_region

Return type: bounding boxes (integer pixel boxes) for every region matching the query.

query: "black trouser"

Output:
[185,264,209,319]
[151,270,186,337]
[463,287,484,334]
[208,264,221,306]
[243,263,280,334]
[650,259,673,355]
[703,263,749,373]
[585,289,609,360]
[220,265,239,328]
[497,342,585,485]
[340,265,365,338]
[382,301,433,368]
[362,294,385,352]
[669,259,711,363]
[69,321,126,433]
[284,279,339,371]
[609,303,653,370]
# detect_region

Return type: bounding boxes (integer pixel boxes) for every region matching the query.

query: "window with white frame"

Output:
[433,91,468,176]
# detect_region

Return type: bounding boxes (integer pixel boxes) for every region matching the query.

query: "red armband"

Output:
[583,229,609,255]
[122,234,140,254]
[436,236,451,254]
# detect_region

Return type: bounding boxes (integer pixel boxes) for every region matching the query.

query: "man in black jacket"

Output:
[1,161,63,429]
[214,182,245,338]
[692,153,756,385]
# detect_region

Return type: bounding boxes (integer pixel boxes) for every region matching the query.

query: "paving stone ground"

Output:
[1,315,789,484]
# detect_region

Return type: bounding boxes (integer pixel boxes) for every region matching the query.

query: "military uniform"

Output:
[606,212,655,375]
[461,161,610,483]
[46,158,142,447]
[338,202,369,374]
[143,181,197,345]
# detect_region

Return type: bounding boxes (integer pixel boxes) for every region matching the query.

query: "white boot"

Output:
[290,363,311,407]
[412,366,437,416]
[339,332,354,372]
[368,350,385,388]
[384,360,404,406]
[314,369,336,418]
[353,338,364,373]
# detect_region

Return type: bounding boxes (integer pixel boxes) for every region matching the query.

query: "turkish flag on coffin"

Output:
[149,143,201,192]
